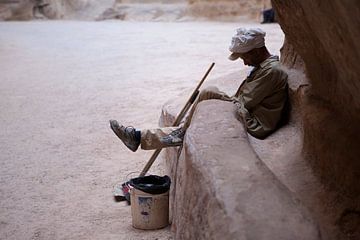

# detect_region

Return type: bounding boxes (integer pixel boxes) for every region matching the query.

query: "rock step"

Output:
[162,100,321,240]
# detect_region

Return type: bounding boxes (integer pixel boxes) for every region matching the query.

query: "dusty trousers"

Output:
[140,86,231,150]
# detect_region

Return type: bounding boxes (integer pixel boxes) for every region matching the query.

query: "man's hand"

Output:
[232,98,249,124]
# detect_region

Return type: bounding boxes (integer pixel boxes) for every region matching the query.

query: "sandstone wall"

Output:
[187,0,265,20]
[272,0,360,201]
[0,0,114,20]
[99,0,266,21]
[1,0,267,21]
[271,3,360,238]
[0,0,34,20]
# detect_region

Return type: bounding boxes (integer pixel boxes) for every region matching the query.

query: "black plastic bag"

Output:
[129,175,171,195]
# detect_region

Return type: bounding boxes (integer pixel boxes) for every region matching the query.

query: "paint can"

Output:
[129,175,170,230]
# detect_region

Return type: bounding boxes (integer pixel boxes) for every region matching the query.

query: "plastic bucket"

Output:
[129,175,171,230]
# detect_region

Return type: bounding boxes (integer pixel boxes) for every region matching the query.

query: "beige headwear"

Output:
[228,27,266,61]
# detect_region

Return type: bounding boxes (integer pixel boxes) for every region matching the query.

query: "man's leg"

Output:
[110,120,141,152]
[182,86,231,130]
[110,120,183,151]
[157,86,231,146]
[158,86,231,146]
[140,126,182,150]
[109,86,231,151]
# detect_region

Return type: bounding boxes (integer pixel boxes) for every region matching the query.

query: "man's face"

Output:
[238,50,258,67]
[230,48,261,67]
[231,48,264,67]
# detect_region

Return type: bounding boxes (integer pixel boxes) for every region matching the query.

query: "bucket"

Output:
[129,175,171,230]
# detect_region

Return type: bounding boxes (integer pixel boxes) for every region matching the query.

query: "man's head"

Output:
[228,28,270,66]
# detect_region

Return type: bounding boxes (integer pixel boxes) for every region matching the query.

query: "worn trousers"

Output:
[140,86,232,150]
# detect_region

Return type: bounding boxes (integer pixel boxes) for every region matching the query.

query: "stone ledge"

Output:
[161,99,320,239]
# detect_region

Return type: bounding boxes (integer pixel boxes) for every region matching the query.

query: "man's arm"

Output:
[231,67,282,132]
[239,67,280,110]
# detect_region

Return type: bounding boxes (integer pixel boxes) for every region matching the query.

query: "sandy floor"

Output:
[0,20,283,239]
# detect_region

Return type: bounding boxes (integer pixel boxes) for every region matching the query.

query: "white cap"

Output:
[228,27,266,60]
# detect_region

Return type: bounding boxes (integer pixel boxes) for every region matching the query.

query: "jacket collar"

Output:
[259,55,279,69]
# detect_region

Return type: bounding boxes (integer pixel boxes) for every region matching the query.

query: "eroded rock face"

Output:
[271,0,360,200]
[0,0,33,20]
[187,0,264,20]
[98,0,266,21]
[0,0,266,21]
[0,0,113,20]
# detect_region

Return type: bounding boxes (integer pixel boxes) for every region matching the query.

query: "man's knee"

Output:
[198,86,220,101]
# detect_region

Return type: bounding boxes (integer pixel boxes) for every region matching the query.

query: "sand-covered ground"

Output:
[0,20,283,239]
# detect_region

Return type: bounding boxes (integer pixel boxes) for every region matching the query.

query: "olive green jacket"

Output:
[233,55,288,139]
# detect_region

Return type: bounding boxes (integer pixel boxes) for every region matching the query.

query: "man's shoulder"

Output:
[259,55,279,68]
[260,56,279,69]
[258,59,288,78]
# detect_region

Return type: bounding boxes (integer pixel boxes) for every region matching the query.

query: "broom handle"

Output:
[173,62,215,125]
[139,62,215,177]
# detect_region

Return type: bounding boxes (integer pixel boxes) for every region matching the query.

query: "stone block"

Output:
[161,99,321,240]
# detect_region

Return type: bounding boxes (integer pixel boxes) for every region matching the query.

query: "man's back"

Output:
[236,56,288,139]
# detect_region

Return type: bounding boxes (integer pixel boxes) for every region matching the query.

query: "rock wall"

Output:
[0,0,114,20]
[271,1,360,237]
[98,0,266,21]
[187,0,265,20]
[271,0,360,199]
[0,0,34,20]
[1,0,267,21]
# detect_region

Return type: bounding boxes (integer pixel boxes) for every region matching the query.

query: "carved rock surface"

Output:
[162,100,320,240]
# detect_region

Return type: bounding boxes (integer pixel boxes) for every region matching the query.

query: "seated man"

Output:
[110,27,288,152]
